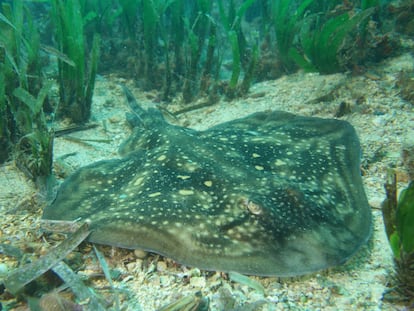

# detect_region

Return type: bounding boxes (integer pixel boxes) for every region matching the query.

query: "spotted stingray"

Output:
[43,96,371,276]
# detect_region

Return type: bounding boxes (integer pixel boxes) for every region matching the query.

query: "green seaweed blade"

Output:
[397,181,414,254]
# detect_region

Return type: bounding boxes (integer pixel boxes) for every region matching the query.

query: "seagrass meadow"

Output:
[1,0,414,310]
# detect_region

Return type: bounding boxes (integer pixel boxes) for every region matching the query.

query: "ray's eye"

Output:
[239,197,264,215]
[247,201,263,215]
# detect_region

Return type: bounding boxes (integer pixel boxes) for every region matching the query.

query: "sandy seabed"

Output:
[1,52,413,310]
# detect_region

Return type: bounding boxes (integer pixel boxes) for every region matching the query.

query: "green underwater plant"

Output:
[182,0,217,103]
[272,0,376,73]
[0,53,8,163]
[117,0,140,38]
[64,0,389,105]
[103,0,260,102]
[382,172,414,305]
[0,0,52,182]
[217,0,258,98]
[51,0,100,124]
[142,0,161,90]
[361,0,381,10]
[292,7,375,73]
[272,0,315,72]
[115,0,214,101]
[12,85,54,182]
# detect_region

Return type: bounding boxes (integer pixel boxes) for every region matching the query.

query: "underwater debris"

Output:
[402,138,414,181]
[228,271,265,295]
[38,291,83,311]
[158,291,209,311]
[3,223,90,295]
[52,261,107,311]
[396,71,414,105]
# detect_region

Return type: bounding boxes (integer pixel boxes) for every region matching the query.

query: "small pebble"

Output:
[368,197,384,209]
[0,263,9,278]
[157,261,167,272]
[160,275,171,287]
[189,268,201,277]
[372,115,389,127]
[126,261,137,272]
[134,249,148,259]
[109,115,121,123]
[190,276,206,288]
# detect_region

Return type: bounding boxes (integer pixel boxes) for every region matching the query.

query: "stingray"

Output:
[43,96,371,276]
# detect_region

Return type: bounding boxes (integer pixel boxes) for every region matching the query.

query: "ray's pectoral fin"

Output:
[43,107,371,277]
